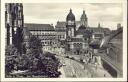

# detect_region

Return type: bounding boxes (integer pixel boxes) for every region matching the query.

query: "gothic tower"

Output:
[80,10,88,27]
[66,9,76,38]
[5,3,24,53]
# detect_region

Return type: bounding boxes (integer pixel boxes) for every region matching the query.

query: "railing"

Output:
[99,54,122,73]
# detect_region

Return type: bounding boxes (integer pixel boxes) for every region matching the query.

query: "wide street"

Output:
[46,49,112,78]
[58,56,92,78]
[58,55,112,78]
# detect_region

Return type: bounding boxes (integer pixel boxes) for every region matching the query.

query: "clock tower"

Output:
[66,9,76,38]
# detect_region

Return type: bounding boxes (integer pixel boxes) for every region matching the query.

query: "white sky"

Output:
[23,3,123,30]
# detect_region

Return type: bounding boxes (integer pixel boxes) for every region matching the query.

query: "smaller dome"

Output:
[78,25,86,30]
[77,25,86,34]
[66,9,75,21]
[81,10,87,19]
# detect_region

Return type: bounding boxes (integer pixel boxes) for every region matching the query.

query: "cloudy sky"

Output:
[23,3,123,30]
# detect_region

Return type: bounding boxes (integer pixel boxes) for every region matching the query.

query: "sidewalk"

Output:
[91,66,112,77]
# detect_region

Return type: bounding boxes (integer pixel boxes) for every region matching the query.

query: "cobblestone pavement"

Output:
[44,49,112,78]
[58,56,92,78]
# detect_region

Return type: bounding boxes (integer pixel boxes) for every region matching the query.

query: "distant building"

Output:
[24,9,111,54]
[58,9,111,54]
[24,23,57,50]
[55,21,66,41]
[5,3,24,53]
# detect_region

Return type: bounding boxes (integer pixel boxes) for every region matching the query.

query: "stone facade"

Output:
[65,9,110,55]
[24,9,111,55]
[5,3,24,53]
[24,23,57,50]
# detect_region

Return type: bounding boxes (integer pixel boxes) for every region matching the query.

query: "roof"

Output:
[66,9,75,21]
[55,21,111,35]
[55,21,66,28]
[86,27,111,35]
[77,25,87,33]
[76,25,92,36]
[55,21,80,28]
[55,21,66,32]
[110,27,123,39]
[24,23,55,31]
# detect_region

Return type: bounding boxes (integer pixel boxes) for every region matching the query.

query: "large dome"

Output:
[66,9,75,21]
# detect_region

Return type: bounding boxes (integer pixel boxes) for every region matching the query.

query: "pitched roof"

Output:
[110,27,123,40]
[24,23,55,31]
[85,27,111,36]
[55,21,66,28]
[76,29,92,37]
[55,21,80,28]
[87,27,110,32]
[55,21,66,32]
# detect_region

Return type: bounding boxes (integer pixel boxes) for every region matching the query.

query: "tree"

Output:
[26,36,61,77]
[42,52,61,77]
[5,45,19,74]
[5,44,19,56]
[5,35,61,77]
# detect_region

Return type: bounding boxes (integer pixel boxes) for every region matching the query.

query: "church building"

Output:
[63,9,111,55]
[23,9,111,55]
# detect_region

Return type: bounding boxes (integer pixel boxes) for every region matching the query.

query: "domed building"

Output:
[66,9,76,38]
[66,9,75,21]
[55,9,111,55]
[65,9,90,54]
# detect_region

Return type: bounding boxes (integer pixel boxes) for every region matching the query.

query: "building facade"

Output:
[25,23,57,51]
[64,9,111,55]
[24,9,111,55]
